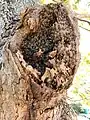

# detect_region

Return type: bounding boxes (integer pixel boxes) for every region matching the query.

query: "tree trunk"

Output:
[0,1,80,120]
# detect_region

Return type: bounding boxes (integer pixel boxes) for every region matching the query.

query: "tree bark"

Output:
[0,2,80,120]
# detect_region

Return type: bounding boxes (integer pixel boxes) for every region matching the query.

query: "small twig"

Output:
[75,16,90,32]
[76,17,90,25]
[79,26,90,32]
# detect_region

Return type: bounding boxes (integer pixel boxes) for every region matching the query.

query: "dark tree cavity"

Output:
[20,3,79,91]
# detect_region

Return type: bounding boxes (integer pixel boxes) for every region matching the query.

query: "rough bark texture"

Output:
[0,2,80,120]
[0,0,39,62]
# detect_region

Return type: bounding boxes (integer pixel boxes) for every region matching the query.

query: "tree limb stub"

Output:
[0,3,80,120]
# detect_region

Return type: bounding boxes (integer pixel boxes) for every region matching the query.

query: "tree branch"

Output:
[79,26,90,32]
[73,12,90,31]
[76,17,90,25]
